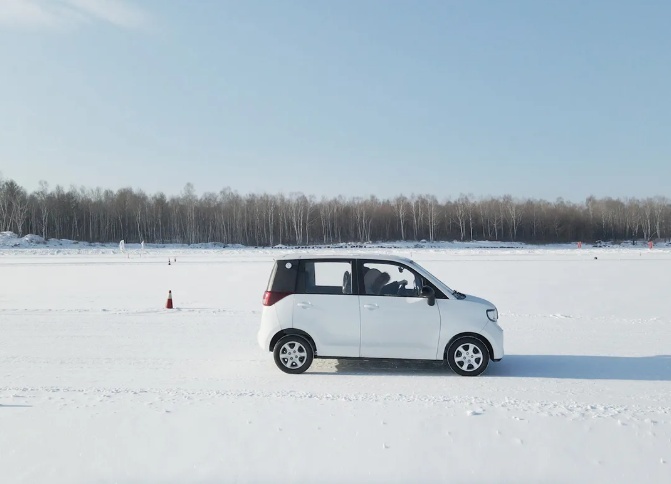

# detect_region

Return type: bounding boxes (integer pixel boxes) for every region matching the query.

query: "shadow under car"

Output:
[312,354,671,381]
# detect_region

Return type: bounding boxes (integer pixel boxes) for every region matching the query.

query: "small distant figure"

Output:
[119,240,126,252]
[168,259,171,266]
[174,257,177,263]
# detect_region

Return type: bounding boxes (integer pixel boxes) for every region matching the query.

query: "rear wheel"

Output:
[273,335,313,374]
[446,337,489,376]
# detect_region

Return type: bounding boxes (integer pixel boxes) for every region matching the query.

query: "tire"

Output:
[273,335,314,374]
[446,337,489,376]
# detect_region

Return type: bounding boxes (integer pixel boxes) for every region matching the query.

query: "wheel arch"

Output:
[443,332,494,361]
[269,329,317,355]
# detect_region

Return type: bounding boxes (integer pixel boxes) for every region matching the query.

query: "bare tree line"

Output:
[0,177,669,245]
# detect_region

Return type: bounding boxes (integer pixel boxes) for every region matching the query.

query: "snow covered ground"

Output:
[1,245,671,482]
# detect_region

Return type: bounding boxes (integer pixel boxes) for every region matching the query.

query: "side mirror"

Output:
[420,286,436,306]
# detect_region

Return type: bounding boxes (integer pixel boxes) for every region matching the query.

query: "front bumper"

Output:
[482,321,504,360]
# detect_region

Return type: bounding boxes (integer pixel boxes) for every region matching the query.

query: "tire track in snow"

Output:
[2,385,671,423]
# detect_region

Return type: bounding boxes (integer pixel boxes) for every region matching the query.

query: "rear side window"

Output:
[297,260,354,295]
[267,260,298,292]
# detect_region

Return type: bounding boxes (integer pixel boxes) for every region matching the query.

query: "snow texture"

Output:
[1,243,670,482]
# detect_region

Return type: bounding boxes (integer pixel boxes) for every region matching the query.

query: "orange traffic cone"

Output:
[166,290,174,309]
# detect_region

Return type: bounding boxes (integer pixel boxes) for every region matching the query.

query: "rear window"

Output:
[267,260,298,292]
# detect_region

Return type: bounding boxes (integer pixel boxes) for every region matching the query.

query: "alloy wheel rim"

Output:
[279,341,307,369]
[454,343,483,372]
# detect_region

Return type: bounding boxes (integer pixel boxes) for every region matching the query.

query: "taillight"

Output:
[263,291,291,306]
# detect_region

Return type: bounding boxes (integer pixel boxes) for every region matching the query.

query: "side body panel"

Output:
[292,294,361,357]
[359,295,441,359]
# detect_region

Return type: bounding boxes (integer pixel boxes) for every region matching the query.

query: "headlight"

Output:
[487,308,498,323]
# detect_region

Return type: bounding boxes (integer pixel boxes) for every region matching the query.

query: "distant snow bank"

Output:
[1,231,669,255]
[0,232,243,250]
[0,231,539,251]
[1,231,99,248]
[1,231,47,247]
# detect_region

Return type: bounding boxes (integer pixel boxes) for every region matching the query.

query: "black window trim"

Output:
[268,259,300,293]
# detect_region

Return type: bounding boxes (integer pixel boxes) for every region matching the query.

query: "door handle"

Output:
[297,302,312,309]
[363,303,379,310]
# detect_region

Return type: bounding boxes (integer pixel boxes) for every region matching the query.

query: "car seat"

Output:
[342,271,352,294]
[371,272,391,295]
[364,268,382,294]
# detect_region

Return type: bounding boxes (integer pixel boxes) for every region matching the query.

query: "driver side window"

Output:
[361,262,422,297]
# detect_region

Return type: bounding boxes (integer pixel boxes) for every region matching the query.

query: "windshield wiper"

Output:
[452,290,466,300]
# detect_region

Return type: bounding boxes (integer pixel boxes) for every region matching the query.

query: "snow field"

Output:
[1,248,671,482]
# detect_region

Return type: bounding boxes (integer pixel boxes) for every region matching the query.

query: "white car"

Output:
[258,254,503,376]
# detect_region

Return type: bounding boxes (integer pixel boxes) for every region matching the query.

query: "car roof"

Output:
[274,253,414,264]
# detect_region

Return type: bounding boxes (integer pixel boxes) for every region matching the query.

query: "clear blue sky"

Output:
[0,0,669,201]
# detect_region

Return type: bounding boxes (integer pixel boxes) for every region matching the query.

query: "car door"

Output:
[292,259,361,358]
[358,260,441,359]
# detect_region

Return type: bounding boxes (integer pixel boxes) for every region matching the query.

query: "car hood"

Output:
[462,294,496,310]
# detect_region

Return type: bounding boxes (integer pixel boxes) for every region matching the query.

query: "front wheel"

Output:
[446,337,489,376]
[273,335,314,374]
